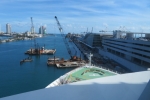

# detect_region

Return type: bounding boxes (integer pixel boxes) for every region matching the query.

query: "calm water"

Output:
[0,35,81,98]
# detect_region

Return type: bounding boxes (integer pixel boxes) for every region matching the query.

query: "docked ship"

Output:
[74,31,150,72]
[100,30,150,72]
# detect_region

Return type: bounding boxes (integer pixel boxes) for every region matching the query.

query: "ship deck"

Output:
[63,67,116,83]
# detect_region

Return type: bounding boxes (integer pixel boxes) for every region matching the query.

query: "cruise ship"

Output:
[46,65,117,88]
[1,66,150,100]
[100,30,150,72]
[77,31,150,72]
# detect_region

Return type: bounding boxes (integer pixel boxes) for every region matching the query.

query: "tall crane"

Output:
[31,17,34,34]
[54,16,63,33]
[54,16,72,57]
[30,17,36,48]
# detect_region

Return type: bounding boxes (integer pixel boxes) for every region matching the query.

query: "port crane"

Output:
[30,17,37,48]
[54,16,72,57]
[31,17,34,34]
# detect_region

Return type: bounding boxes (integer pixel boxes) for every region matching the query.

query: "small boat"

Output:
[20,57,33,64]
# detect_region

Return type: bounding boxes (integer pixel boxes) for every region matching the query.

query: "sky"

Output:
[0,0,150,33]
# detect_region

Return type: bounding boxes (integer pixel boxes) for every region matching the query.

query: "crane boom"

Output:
[54,16,63,33]
[54,16,72,57]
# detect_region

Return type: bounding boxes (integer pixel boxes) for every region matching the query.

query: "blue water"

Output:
[0,36,9,40]
[0,35,81,98]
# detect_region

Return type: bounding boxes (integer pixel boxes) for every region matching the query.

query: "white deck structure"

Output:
[1,71,150,100]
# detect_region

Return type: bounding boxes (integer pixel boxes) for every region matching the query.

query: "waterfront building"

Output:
[39,26,42,34]
[31,26,34,34]
[39,26,46,34]
[25,31,31,36]
[6,23,11,34]
[99,30,150,72]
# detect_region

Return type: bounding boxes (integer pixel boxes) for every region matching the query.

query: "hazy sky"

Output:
[0,0,150,33]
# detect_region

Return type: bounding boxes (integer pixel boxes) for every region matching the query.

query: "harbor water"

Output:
[0,35,81,98]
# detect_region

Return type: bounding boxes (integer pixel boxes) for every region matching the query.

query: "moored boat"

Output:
[20,57,33,64]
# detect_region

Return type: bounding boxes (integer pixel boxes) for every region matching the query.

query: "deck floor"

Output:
[65,67,116,83]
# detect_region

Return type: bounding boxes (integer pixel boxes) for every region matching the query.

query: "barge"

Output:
[47,56,87,68]
[25,47,56,55]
